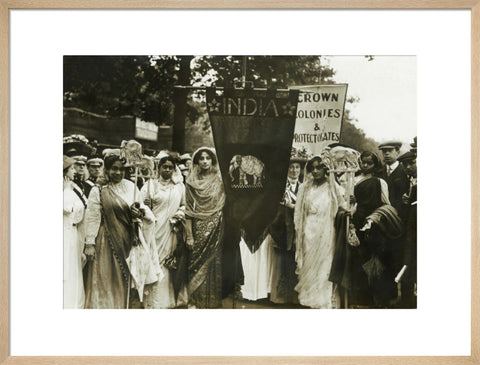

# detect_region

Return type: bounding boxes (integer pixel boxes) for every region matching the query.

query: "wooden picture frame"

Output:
[1,1,478,364]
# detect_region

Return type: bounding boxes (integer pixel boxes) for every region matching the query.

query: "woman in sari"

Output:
[141,152,186,308]
[63,156,86,309]
[84,154,159,309]
[294,155,345,308]
[349,151,402,308]
[185,147,226,308]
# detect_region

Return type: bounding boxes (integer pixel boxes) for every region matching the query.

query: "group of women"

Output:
[64,145,404,309]
[245,150,404,309]
[64,147,225,309]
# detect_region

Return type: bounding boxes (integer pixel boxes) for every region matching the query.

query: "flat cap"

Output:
[398,151,416,163]
[378,141,402,150]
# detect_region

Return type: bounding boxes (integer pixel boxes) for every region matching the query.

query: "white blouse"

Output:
[85,179,155,245]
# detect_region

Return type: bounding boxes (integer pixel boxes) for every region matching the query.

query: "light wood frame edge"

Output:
[0,1,478,364]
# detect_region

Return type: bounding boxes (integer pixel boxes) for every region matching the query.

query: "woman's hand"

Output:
[63,177,73,190]
[84,244,96,261]
[144,197,160,207]
[186,236,194,248]
[402,193,411,205]
[130,203,145,220]
[349,195,356,205]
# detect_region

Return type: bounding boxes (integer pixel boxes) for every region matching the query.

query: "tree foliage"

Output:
[64,55,380,152]
[340,109,379,153]
[192,55,335,88]
[64,55,179,124]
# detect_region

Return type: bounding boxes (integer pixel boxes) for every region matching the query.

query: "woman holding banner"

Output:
[185,147,226,308]
[294,155,345,309]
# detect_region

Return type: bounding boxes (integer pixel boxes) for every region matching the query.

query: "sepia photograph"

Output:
[5,5,474,361]
[63,55,417,310]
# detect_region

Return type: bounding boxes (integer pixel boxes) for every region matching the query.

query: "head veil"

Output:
[294,154,346,271]
[155,150,183,184]
[185,147,226,219]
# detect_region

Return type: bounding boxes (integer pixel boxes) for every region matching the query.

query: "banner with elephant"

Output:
[206,87,299,250]
[291,84,348,155]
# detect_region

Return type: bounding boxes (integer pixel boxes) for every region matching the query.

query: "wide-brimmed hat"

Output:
[63,134,93,157]
[63,155,76,170]
[290,147,310,164]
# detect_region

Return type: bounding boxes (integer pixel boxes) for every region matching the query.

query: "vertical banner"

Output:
[207,87,299,249]
[292,84,348,155]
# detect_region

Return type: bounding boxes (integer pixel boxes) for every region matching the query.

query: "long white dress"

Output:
[141,178,186,308]
[63,183,85,309]
[240,236,274,301]
[294,180,342,309]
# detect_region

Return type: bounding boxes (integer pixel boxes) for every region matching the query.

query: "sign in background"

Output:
[292,84,348,155]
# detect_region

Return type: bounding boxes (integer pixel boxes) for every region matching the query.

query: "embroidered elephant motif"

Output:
[229,155,265,187]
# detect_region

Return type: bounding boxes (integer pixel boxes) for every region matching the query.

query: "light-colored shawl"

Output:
[294,155,345,271]
[185,147,226,220]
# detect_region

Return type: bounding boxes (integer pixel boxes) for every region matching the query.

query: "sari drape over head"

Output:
[185,147,226,308]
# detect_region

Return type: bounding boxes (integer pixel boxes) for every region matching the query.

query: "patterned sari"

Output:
[185,148,226,308]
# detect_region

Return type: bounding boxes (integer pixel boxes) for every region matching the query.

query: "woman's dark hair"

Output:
[359,151,380,169]
[159,154,177,167]
[359,151,383,176]
[306,156,327,173]
[63,167,69,176]
[193,148,217,166]
[104,155,125,170]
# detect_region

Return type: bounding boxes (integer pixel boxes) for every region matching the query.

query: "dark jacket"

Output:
[380,163,410,220]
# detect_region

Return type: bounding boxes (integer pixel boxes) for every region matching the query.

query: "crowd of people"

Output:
[63,135,417,309]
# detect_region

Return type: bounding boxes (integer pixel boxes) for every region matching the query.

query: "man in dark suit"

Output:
[398,150,417,308]
[378,141,410,220]
[378,142,411,307]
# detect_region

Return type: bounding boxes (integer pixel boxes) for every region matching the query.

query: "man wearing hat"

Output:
[70,155,89,196]
[85,157,104,197]
[378,141,410,219]
[398,150,417,308]
[180,153,192,169]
